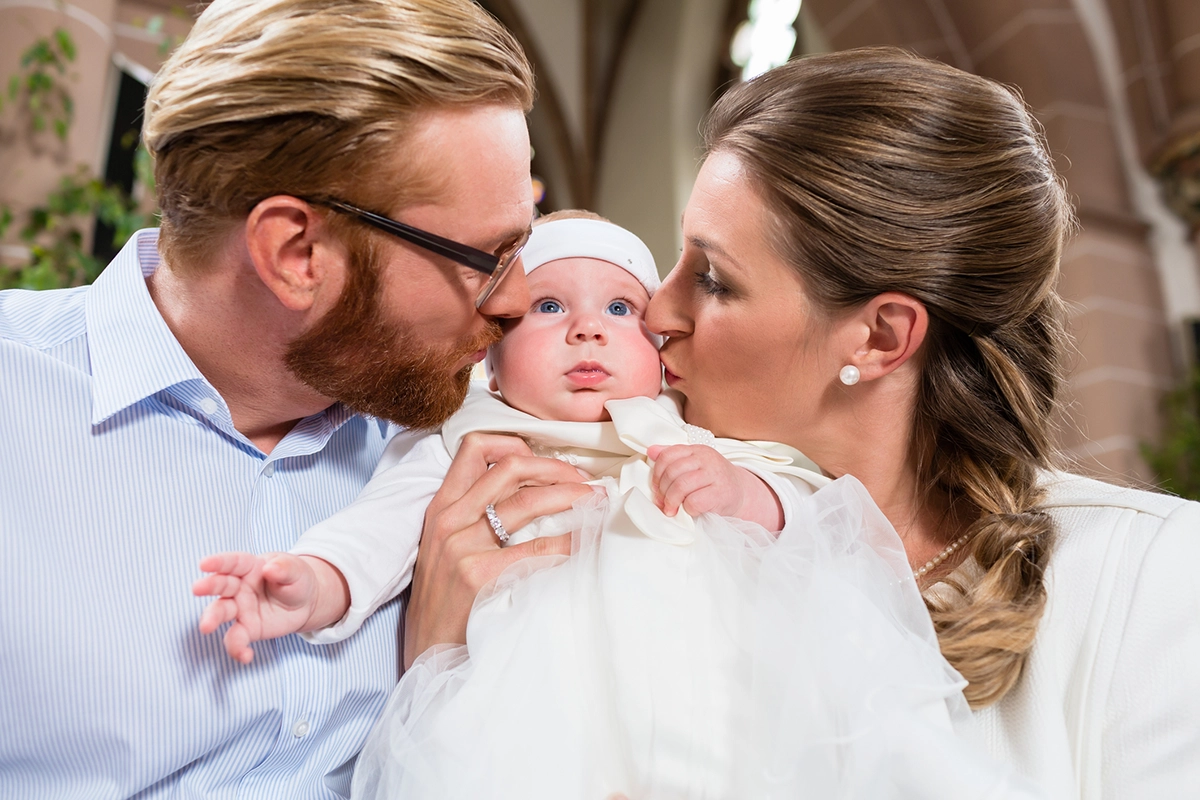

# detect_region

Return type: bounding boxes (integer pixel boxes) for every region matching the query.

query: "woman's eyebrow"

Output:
[686,234,733,264]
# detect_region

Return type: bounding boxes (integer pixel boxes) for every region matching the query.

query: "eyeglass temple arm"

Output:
[319,199,500,275]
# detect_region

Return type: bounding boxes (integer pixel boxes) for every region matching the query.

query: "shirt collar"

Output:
[85,230,209,425]
[84,230,391,442]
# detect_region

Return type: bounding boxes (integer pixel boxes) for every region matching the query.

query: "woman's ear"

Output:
[848,292,928,382]
[244,196,340,312]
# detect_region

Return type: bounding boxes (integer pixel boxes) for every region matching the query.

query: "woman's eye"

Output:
[535,299,563,313]
[694,269,730,297]
[606,300,630,316]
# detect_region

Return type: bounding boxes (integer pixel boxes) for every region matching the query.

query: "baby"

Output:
[193,211,810,659]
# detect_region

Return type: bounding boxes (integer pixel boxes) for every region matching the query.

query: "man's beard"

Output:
[285,241,502,430]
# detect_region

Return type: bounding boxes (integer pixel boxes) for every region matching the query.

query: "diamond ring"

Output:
[485,503,509,544]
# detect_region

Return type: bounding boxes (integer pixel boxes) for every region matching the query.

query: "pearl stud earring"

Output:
[839,365,860,386]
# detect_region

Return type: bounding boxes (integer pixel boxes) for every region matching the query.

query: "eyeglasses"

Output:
[310,198,531,308]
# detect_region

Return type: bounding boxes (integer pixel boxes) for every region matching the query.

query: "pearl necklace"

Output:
[913,531,973,580]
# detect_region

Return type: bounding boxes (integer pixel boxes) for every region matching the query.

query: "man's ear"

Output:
[847,292,928,382]
[244,196,338,312]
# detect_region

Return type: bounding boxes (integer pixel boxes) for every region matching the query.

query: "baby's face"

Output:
[489,258,663,422]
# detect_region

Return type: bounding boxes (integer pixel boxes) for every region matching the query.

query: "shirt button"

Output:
[199,398,218,415]
[292,719,309,738]
[263,462,275,478]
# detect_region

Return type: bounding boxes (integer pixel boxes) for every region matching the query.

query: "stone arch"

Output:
[789,0,1195,481]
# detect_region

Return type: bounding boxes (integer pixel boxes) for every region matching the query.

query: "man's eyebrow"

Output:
[490,221,533,251]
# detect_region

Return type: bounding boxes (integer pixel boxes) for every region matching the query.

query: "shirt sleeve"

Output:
[1100,499,1200,798]
[739,465,818,533]
[293,432,452,644]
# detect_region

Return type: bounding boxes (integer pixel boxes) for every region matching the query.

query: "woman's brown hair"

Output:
[703,47,1074,707]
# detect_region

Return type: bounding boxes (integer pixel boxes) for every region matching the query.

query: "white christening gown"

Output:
[351,391,1041,799]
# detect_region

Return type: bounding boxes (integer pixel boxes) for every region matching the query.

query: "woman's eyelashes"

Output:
[693,267,731,298]
[680,247,732,298]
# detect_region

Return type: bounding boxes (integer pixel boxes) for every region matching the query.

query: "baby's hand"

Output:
[647,444,783,531]
[193,552,328,664]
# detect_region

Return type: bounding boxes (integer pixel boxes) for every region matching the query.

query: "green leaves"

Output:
[0,27,153,291]
[7,27,77,141]
[0,167,149,290]
[54,27,77,61]
[1142,366,1200,500]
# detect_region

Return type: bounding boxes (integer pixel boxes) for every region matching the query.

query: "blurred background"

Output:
[2,0,1198,493]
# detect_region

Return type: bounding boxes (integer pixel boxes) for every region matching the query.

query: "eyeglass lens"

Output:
[474,228,531,308]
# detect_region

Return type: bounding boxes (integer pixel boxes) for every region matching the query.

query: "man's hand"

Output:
[647,444,783,531]
[403,433,593,670]
[192,552,349,664]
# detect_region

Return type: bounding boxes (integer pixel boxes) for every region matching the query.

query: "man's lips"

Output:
[453,349,489,371]
[566,361,610,387]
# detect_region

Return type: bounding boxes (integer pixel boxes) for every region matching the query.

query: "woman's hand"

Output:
[403,432,593,669]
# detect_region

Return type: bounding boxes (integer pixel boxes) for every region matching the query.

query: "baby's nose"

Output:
[570,315,608,342]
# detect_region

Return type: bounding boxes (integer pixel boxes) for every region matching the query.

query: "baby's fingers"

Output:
[192,572,245,599]
[222,623,256,664]
[659,469,715,517]
[198,551,265,579]
[261,554,307,588]
[198,596,239,635]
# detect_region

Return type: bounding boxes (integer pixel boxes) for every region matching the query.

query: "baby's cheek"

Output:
[631,338,666,396]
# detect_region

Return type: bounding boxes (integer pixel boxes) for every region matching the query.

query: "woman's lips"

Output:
[662,362,680,386]
[566,362,610,387]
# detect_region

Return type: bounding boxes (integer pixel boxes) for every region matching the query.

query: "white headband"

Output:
[521,218,660,296]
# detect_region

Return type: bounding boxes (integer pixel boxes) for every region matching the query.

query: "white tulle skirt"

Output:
[352,477,1038,799]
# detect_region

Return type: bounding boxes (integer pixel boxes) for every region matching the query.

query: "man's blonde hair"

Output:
[144,0,534,272]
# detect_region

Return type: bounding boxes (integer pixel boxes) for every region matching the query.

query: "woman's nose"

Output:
[646,263,691,338]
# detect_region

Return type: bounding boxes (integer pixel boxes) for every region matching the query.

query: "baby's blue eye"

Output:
[536,299,563,313]
[606,300,630,316]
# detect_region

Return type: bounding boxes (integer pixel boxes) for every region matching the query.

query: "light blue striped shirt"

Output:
[0,230,401,799]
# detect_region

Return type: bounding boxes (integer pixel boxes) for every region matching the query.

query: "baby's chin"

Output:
[512,395,615,424]
[530,403,611,424]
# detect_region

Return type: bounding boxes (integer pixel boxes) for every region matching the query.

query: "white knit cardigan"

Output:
[964,473,1200,798]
